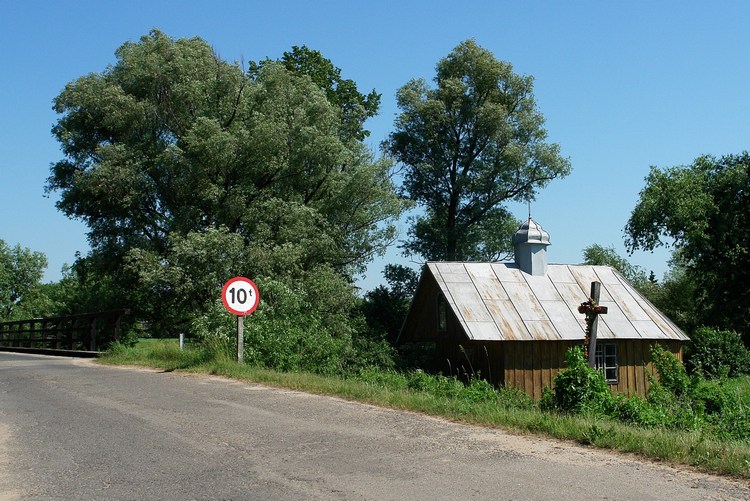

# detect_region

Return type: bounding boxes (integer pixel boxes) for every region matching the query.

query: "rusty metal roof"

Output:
[427,262,689,342]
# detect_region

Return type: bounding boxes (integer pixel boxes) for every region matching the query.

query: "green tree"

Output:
[360,264,419,344]
[625,153,750,339]
[582,244,649,287]
[0,240,48,320]
[46,30,405,338]
[276,45,381,143]
[582,244,700,334]
[639,251,699,333]
[386,40,571,261]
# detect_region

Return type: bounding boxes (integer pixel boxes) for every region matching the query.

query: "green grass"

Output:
[99,339,750,480]
[725,376,750,406]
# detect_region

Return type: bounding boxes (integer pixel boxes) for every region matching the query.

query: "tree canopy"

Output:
[276,45,381,143]
[0,240,47,320]
[46,30,405,336]
[625,153,750,339]
[582,243,649,287]
[386,40,571,261]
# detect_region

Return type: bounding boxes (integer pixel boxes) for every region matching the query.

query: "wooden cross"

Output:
[578,281,608,368]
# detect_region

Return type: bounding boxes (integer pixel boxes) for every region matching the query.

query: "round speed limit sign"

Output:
[221,277,260,316]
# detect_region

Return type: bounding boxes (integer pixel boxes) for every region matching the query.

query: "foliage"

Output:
[189,274,397,375]
[650,343,690,398]
[581,244,650,288]
[386,39,571,261]
[543,346,614,415]
[402,370,498,405]
[625,153,750,339]
[685,327,750,378]
[638,251,699,333]
[191,277,344,374]
[643,345,750,440]
[496,384,536,410]
[611,393,664,428]
[0,239,48,320]
[276,45,381,142]
[644,347,702,431]
[541,343,750,441]
[360,264,419,345]
[406,369,464,397]
[46,30,406,339]
[348,316,399,372]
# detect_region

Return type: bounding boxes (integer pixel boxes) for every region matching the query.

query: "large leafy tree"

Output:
[625,153,750,339]
[360,264,419,345]
[47,30,404,336]
[581,244,699,332]
[0,240,48,320]
[386,40,571,261]
[277,45,381,143]
[582,244,650,288]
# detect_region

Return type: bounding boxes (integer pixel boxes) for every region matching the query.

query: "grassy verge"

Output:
[99,339,750,479]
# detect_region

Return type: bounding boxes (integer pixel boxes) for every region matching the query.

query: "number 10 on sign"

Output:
[222,277,260,316]
[222,277,260,363]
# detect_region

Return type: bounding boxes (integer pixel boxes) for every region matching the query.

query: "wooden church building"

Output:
[398,218,689,399]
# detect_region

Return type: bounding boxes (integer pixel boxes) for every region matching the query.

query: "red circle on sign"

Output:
[221,277,260,316]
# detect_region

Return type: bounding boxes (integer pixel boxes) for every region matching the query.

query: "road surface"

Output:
[0,352,748,500]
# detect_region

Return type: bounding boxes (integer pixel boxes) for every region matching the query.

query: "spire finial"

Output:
[527,200,532,220]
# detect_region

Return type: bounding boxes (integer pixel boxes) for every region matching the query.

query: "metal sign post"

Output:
[222,277,260,363]
[237,316,244,363]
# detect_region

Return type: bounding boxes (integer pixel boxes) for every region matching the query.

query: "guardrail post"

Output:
[71,318,79,351]
[89,318,98,352]
[56,320,63,350]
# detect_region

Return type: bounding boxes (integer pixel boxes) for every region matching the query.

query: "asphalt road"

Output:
[0,352,748,500]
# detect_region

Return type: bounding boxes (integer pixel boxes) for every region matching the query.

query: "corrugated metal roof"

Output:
[426,262,689,342]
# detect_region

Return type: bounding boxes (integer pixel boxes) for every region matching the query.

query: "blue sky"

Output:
[3,1,750,292]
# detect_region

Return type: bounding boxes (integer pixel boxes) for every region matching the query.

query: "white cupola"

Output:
[512,217,550,276]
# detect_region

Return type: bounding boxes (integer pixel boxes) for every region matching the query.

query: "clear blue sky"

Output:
[3,1,750,292]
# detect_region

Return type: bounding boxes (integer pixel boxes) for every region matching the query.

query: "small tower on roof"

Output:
[512,216,550,276]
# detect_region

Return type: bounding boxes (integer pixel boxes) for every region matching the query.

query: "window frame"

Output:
[595,342,619,383]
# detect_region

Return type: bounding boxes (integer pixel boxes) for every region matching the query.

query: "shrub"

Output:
[690,378,733,415]
[547,346,613,414]
[647,346,702,430]
[645,344,749,434]
[650,344,690,397]
[685,327,750,378]
[462,377,498,403]
[190,278,355,375]
[612,394,662,427]
[348,316,397,372]
[497,385,536,410]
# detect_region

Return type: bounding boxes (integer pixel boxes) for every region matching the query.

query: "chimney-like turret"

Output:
[512,217,550,276]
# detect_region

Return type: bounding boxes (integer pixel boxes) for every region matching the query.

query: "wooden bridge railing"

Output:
[0,309,130,357]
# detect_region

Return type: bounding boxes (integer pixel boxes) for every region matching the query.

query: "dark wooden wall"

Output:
[436,339,684,400]
[399,272,465,343]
